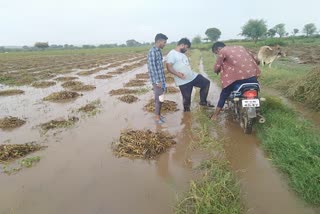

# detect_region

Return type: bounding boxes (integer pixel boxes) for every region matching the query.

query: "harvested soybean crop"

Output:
[95,74,113,79]
[166,86,180,94]
[43,91,80,101]
[55,76,79,82]
[0,116,26,129]
[112,129,176,159]
[0,142,44,162]
[31,81,56,88]
[40,116,79,132]
[144,99,179,113]
[0,89,24,96]
[109,88,138,96]
[118,95,139,103]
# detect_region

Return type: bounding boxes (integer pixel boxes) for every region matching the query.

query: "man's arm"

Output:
[214,53,225,74]
[166,63,185,79]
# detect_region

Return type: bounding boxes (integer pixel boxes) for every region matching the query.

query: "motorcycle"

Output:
[227,83,266,134]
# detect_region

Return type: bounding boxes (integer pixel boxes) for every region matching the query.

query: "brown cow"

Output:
[257,45,286,68]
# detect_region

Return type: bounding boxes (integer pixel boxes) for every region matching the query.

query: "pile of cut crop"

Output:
[0,142,44,162]
[40,116,79,132]
[95,74,113,79]
[43,91,80,101]
[144,99,179,113]
[118,95,138,103]
[136,73,149,79]
[55,76,79,82]
[31,81,56,88]
[109,88,138,96]
[0,89,24,96]
[0,116,26,129]
[287,68,320,111]
[112,129,176,159]
[166,86,180,94]
[124,79,146,87]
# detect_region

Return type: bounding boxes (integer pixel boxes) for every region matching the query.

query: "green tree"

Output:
[267,29,276,38]
[303,23,317,37]
[293,28,299,36]
[34,42,49,50]
[205,28,221,42]
[126,39,141,47]
[273,23,286,37]
[241,19,267,43]
[192,35,202,44]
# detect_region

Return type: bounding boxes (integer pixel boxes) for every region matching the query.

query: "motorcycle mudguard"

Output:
[246,107,257,118]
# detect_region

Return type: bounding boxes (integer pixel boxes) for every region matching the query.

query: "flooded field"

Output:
[0,51,318,214]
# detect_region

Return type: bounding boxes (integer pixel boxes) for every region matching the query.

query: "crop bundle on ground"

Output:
[167,86,180,94]
[94,74,113,79]
[0,89,24,96]
[287,68,320,111]
[0,142,44,162]
[77,69,100,76]
[118,95,139,103]
[43,91,80,101]
[40,116,79,132]
[109,88,138,96]
[124,79,146,87]
[61,80,96,91]
[144,99,179,113]
[136,73,149,79]
[55,76,79,82]
[165,76,175,84]
[78,100,101,115]
[0,116,26,129]
[112,129,176,159]
[108,70,124,75]
[31,81,56,88]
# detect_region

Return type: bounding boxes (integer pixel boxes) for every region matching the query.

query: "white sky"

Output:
[1,0,319,46]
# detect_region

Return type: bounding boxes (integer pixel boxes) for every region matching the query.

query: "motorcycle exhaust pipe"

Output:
[257,114,266,124]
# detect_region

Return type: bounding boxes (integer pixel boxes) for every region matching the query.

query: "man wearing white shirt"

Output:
[166,38,214,112]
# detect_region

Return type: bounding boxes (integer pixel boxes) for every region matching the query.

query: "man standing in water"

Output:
[210,41,261,120]
[147,33,168,124]
[166,38,214,112]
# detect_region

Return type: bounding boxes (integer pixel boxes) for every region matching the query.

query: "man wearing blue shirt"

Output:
[147,33,168,124]
[166,38,214,112]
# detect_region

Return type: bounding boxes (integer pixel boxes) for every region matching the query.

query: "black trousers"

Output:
[178,74,210,111]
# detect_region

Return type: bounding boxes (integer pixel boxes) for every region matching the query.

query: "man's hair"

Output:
[155,33,168,42]
[212,42,226,52]
[177,38,191,48]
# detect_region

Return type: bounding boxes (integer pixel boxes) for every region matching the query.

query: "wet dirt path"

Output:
[201,59,317,214]
[0,60,206,214]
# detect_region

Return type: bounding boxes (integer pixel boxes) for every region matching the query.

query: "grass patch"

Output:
[40,116,79,132]
[112,129,176,159]
[0,89,24,96]
[43,91,80,101]
[144,99,179,113]
[176,108,244,214]
[118,95,139,103]
[31,81,56,88]
[0,116,26,129]
[256,96,320,205]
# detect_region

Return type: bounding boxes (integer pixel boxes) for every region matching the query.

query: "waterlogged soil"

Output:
[0,57,207,214]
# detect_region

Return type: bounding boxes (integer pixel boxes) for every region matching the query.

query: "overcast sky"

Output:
[1,0,319,46]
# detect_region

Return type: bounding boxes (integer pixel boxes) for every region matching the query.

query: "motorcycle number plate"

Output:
[242,99,260,107]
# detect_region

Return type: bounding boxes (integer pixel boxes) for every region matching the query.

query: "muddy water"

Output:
[201,60,316,214]
[0,60,207,214]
